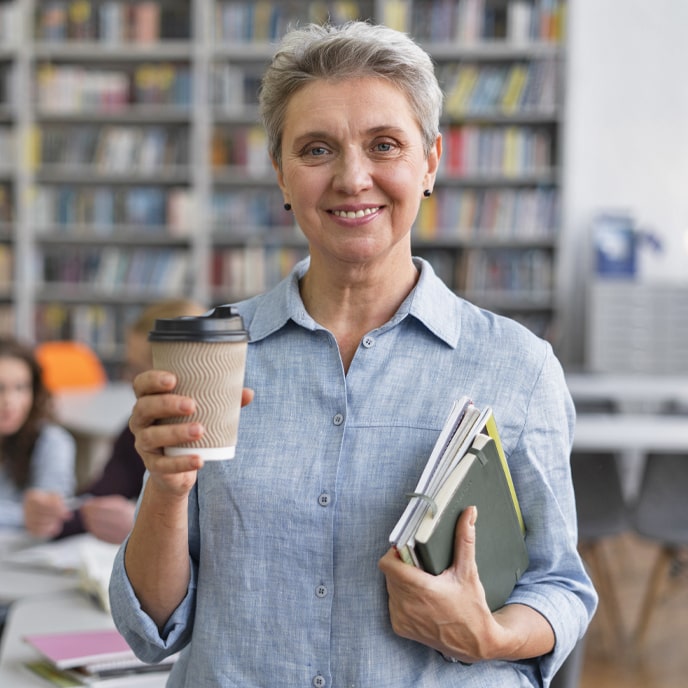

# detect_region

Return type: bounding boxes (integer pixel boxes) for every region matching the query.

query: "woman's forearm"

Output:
[123,480,191,629]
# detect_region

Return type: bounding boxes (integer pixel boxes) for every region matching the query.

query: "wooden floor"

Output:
[578,533,688,688]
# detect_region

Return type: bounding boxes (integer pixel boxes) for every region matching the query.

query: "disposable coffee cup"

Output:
[149,306,249,460]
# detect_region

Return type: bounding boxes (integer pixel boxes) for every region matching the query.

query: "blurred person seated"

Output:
[24,299,206,544]
[0,337,76,535]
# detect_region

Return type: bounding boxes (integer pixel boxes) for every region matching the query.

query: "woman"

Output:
[110,22,596,687]
[0,337,75,534]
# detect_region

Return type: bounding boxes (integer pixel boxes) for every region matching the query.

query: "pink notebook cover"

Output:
[24,628,137,669]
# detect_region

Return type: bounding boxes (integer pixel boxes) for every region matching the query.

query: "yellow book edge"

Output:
[484,414,525,534]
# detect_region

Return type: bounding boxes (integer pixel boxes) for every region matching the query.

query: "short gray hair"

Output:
[259,21,443,170]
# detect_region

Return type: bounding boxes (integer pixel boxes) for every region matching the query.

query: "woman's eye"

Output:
[374,141,396,153]
[306,146,328,157]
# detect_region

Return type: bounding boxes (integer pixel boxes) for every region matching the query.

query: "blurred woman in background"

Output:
[0,337,75,534]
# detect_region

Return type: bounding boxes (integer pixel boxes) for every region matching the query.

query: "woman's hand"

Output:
[130,370,255,493]
[23,489,70,538]
[378,506,553,663]
[130,370,255,500]
[80,495,136,545]
[379,506,498,663]
[129,369,204,499]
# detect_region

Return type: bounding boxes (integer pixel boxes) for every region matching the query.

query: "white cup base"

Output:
[164,445,236,461]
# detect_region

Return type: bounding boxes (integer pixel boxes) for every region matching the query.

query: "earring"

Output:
[423,189,432,198]
[284,203,292,211]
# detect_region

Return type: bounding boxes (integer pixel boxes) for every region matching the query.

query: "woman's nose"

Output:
[332,148,373,195]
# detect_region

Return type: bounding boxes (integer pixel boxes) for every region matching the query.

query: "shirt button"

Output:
[315,584,328,598]
[333,413,344,426]
[318,492,330,507]
[362,336,375,348]
[313,675,326,688]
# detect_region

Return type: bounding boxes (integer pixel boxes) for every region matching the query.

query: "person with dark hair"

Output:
[110,21,596,687]
[24,299,206,544]
[0,337,75,535]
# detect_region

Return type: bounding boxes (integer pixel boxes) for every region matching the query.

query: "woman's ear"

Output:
[424,132,442,190]
[271,155,285,190]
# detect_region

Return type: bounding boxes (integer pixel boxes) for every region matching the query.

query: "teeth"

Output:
[332,207,379,219]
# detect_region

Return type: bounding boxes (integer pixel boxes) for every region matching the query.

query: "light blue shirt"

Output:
[0,423,76,529]
[110,257,596,688]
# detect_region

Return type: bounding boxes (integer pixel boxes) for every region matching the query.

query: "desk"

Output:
[573,414,688,453]
[53,382,136,440]
[0,590,167,687]
[0,532,79,603]
[565,373,688,412]
[53,382,136,487]
[573,413,688,499]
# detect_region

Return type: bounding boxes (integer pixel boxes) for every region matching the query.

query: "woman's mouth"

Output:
[330,207,382,219]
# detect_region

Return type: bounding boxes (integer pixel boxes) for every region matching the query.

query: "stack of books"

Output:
[24,628,176,687]
[389,397,528,611]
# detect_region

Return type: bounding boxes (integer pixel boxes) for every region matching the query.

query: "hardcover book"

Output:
[389,400,528,610]
[24,628,177,686]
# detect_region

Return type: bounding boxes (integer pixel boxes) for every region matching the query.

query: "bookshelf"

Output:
[3,0,567,372]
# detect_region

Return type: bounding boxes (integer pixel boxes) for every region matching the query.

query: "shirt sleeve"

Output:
[0,499,25,528]
[109,539,198,663]
[29,424,77,496]
[503,345,598,681]
[0,425,76,529]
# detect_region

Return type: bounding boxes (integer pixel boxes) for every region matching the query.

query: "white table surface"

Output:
[565,372,688,411]
[0,529,105,600]
[53,381,136,439]
[573,413,688,453]
[0,589,167,688]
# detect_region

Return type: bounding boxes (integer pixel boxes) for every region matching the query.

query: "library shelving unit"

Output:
[4,0,566,373]
[0,0,19,335]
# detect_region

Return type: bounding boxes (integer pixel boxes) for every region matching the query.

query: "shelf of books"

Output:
[4,0,566,368]
[23,0,194,371]
[0,0,17,336]
[403,0,565,340]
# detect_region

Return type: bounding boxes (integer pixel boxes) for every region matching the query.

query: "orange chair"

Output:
[35,341,107,392]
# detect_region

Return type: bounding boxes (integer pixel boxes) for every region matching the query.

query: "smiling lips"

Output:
[330,207,382,219]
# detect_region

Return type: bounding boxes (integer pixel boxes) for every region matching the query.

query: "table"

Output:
[53,382,136,440]
[53,382,136,487]
[0,532,80,604]
[566,374,688,496]
[573,414,688,453]
[565,373,688,412]
[0,590,167,687]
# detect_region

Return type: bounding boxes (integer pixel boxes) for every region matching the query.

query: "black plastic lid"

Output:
[148,306,248,343]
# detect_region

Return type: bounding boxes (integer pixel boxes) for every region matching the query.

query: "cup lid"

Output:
[148,306,248,342]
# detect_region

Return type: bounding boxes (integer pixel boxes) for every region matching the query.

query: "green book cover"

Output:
[413,433,529,611]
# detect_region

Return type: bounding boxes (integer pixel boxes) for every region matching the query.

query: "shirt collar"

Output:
[248,256,462,349]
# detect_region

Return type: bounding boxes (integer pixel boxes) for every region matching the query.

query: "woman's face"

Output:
[0,356,34,436]
[275,76,440,269]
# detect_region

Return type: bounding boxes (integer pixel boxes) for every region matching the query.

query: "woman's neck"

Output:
[299,257,419,371]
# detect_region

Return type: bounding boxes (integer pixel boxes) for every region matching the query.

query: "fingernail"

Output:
[470,506,478,526]
[179,399,194,413]
[161,373,175,387]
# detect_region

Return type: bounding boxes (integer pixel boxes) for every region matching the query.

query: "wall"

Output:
[558,0,688,365]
